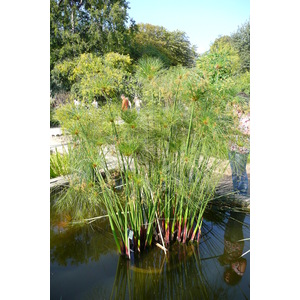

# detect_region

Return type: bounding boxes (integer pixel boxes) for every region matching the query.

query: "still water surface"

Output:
[51,199,250,300]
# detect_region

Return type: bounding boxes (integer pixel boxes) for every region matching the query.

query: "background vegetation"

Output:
[50,1,249,105]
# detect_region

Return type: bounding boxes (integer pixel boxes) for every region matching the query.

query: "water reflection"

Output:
[50,192,117,266]
[107,244,211,300]
[218,211,247,285]
[50,218,119,300]
[50,205,250,300]
[91,214,248,299]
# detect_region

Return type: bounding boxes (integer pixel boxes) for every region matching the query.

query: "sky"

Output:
[127,0,250,54]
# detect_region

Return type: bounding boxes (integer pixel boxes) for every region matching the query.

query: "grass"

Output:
[50,150,70,179]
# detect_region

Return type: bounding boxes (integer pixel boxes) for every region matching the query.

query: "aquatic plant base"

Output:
[124,241,199,274]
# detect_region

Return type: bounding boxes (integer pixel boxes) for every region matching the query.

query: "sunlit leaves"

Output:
[135,57,164,81]
[50,0,132,70]
[132,23,197,67]
[231,20,250,72]
[51,52,132,102]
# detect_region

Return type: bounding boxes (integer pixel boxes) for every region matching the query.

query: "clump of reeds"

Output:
[54,61,237,257]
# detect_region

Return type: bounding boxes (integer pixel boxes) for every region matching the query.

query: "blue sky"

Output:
[127,0,250,54]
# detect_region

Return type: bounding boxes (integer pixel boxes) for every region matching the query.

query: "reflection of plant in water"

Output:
[110,244,211,300]
[50,218,117,266]
[54,59,240,257]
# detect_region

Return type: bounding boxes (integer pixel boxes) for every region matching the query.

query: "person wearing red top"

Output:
[121,94,129,111]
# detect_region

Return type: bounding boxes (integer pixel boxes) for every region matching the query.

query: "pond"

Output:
[50,194,250,300]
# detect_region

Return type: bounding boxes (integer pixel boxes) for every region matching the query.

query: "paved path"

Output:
[50,128,70,153]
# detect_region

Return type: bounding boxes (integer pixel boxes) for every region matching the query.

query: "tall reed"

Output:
[54,63,238,256]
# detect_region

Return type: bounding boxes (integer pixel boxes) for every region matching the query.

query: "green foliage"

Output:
[207,21,250,74]
[51,52,132,102]
[231,20,250,72]
[50,0,135,71]
[131,57,166,103]
[137,44,172,67]
[210,35,233,52]
[51,59,77,92]
[197,39,241,84]
[50,109,60,128]
[50,150,70,179]
[50,98,60,127]
[51,18,250,257]
[53,59,243,255]
[132,23,197,67]
[235,71,250,95]
[135,57,165,81]
[53,103,115,218]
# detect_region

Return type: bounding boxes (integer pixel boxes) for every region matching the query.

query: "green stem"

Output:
[185,101,195,155]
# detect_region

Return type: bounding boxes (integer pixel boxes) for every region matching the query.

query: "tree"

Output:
[231,20,250,72]
[50,0,86,70]
[50,0,136,70]
[131,23,197,67]
[210,35,232,52]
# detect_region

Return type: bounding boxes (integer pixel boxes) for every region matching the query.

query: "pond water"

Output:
[50,195,250,300]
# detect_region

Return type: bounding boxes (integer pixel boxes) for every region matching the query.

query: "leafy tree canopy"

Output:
[231,20,250,72]
[50,0,136,70]
[51,52,132,102]
[131,23,197,67]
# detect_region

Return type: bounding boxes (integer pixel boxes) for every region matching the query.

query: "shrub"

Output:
[51,52,133,103]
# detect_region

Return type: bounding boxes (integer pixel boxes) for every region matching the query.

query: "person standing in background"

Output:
[229,102,250,196]
[92,99,98,108]
[133,96,142,113]
[121,94,129,111]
